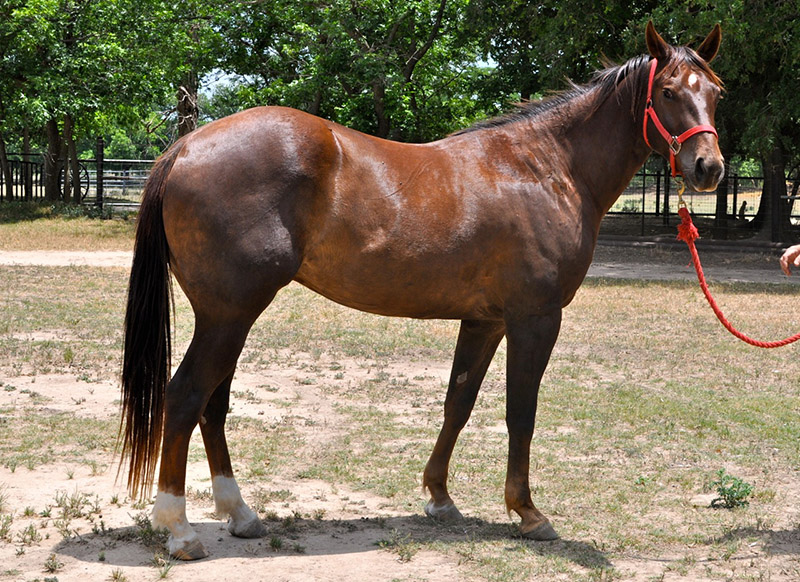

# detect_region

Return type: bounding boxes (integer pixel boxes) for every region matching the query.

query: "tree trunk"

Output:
[400,0,446,142]
[60,117,71,202]
[372,80,390,139]
[712,159,730,239]
[63,114,81,203]
[22,128,32,200]
[0,131,13,201]
[753,143,789,241]
[177,71,199,137]
[309,88,322,117]
[44,119,63,201]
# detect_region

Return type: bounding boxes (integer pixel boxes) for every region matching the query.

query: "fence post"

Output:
[95,137,104,210]
[655,169,661,217]
[640,172,646,236]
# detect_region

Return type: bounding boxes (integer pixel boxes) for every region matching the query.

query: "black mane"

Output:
[453,49,718,136]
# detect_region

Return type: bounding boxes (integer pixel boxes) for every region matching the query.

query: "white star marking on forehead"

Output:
[688,73,699,87]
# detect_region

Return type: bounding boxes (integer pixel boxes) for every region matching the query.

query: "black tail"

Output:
[119,140,185,499]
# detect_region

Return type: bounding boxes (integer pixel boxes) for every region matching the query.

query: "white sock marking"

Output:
[152,491,198,550]
[212,475,258,524]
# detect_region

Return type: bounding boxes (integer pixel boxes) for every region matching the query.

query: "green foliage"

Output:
[43,552,64,573]
[0,513,12,542]
[1,0,799,181]
[465,0,661,99]
[210,0,491,141]
[0,0,173,134]
[710,469,754,509]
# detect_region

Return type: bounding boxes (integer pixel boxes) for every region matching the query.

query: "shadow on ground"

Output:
[56,513,611,570]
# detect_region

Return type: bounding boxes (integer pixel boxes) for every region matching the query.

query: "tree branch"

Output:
[403,0,446,81]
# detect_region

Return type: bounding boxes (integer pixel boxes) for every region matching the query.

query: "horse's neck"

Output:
[542,85,651,215]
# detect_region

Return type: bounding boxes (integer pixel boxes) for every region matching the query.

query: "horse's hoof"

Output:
[520,520,559,541]
[424,500,464,522]
[228,514,267,538]
[169,537,209,561]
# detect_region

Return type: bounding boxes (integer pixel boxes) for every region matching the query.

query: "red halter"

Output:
[643,59,718,178]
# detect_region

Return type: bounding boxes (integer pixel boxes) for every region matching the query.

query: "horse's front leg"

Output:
[503,309,562,540]
[423,319,505,521]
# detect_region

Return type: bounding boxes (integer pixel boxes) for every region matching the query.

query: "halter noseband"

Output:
[643,58,718,178]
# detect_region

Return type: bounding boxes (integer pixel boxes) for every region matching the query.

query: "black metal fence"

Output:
[602,169,798,240]
[609,170,777,219]
[2,147,798,240]
[0,142,153,210]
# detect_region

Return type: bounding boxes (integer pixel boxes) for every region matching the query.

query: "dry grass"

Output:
[0,203,135,251]
[2,208,800,580]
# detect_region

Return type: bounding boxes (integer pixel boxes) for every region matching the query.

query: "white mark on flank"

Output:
[456,372,468,384]
[688,73,699,87]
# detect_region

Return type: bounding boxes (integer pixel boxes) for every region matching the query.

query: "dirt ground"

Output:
[0,366,468,582]
[1,244,799,582]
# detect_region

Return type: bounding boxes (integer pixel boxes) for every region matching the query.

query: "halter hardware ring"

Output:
[675,176,687,208]
[669,138,682,155]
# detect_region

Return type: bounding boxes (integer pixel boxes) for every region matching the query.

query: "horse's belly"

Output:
[294,258,501,320]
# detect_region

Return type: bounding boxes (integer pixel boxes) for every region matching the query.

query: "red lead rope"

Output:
[676,206,800,348]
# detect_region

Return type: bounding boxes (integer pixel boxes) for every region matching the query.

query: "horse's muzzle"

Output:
[692,156,725,192]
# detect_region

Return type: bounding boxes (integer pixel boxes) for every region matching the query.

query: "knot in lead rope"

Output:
[676,201,800,348]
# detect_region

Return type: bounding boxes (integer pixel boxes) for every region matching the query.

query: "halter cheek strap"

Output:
[643,59,718,178]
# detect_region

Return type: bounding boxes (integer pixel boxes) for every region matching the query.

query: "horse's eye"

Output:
[662,88,674,100]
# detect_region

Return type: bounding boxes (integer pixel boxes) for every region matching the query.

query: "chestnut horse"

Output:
[121,23,724,559]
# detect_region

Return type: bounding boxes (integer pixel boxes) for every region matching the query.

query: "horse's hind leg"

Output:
[423,319,505,521]
[201,372,266,538]
[152,317,255,560]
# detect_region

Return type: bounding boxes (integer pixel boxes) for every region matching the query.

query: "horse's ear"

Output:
[645,21,670,61]
[696,23,721,63]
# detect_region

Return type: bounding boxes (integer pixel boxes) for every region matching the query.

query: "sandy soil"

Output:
[2,247,800,581]
[0,367,468,582]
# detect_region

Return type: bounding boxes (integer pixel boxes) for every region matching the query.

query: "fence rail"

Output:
[1,147,798,240]
[0,144,153,210]
[610,170,789,218]
[605,169,798,240]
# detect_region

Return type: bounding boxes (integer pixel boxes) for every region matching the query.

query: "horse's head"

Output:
[644,22,724,192]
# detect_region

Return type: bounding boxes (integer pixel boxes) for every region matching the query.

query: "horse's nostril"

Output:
[695,157,707,179]
[695,157,725,187]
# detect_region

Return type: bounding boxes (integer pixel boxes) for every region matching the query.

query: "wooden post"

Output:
[96,137,104,209]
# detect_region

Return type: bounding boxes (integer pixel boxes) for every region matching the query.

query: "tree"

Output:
[0,0,39,201]
[0,0,211,201]
[158,0,224,137]
[213,0,488,141]
[0,0,177,200]
[464,1,660,101]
